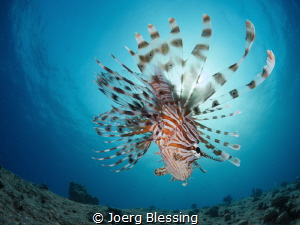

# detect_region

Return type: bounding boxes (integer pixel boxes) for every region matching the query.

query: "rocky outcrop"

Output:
[0,165,300,224]
[69,182,99,205]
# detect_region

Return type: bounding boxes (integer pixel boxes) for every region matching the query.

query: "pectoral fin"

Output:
[154,167,168,176]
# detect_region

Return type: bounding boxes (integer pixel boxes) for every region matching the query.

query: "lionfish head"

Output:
[161,143,201,181]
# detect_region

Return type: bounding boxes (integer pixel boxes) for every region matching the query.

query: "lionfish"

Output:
[92,15,275,186]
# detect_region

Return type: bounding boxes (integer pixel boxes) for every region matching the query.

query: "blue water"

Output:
[1,0,300,210]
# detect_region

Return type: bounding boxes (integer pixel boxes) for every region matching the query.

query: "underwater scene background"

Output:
[1,0,300,210]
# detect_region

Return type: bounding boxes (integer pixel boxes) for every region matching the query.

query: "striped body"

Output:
[92,14,275,185]
[151,104,200,181]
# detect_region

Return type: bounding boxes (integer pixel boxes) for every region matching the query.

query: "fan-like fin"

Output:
[180,14,212,108]
[110,54,157,97]
[94,106,156,138]
[93,136,145,153]
[94,112,154,130]
[199,130,240,150]
[146,19,184,103]
[199,136,240,166]
[200,50,275,111]
[126,34,174,103]
[96,78,141,110]
[127,34,153,79]
[185,20,255,115]
[118,141,151,172]
[154,167,169,176]
[103,55,152,95]
[106,141,151,172]
[193,161,207,173]
[110,106,159,122]
[96,75,159,112]
[94,126,150,138]
[191,104,231,116]
[200,150,223,162]
[146,19,183,103]
[93,133,152,172]
[194,110,241,121]
[163,18,184,102]
[95,59,160,112]
[96,58,139,91]
[196,122,239,137]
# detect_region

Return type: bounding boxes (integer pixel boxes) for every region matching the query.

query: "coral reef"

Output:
[0,165,300,224]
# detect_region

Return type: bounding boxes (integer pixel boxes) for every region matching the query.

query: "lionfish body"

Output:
[93,15,275,185]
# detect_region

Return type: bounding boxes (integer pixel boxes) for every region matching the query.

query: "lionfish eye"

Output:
[195,147,200,154]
